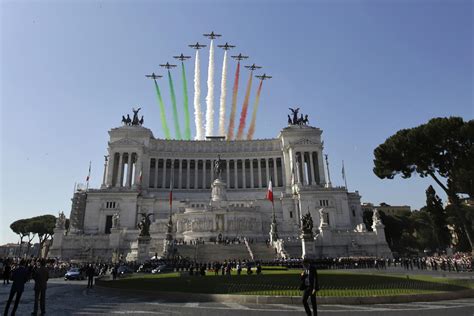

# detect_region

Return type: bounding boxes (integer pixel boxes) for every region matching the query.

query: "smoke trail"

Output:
[227,62,240,140]
[181,62,191,140]
[168,69,182,140]
[218,50,228,136]
[153,79,171,139]
[236,71,253,140]
[193,50,203,140]
[246,80,264,140]
[205,39,215,137]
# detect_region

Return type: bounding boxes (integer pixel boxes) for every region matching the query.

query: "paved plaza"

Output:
[1,278,473,316]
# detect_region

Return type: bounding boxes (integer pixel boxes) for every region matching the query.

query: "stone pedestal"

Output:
[301,235,316,259]
[210,179,228,209]
[137,236,151,262]
[49,228,66,258]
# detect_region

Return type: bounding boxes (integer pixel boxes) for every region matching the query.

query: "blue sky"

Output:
[1,0,472,244]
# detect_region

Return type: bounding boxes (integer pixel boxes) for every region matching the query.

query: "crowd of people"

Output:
[1,252,471,315]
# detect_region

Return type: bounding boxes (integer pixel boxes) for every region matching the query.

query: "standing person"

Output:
[31,259,49,316]
[111,265,118,280]
[4,260,29,316]
[3,260,11,285]
[300,258,319,316]
[86,264,95,288]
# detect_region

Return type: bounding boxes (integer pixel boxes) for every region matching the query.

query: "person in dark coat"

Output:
[3,261,11,285]
[300,258,319,316]
[31,259,49,315]
[4,260,29,316]
[112,265,118,280]
[86,264,95,288]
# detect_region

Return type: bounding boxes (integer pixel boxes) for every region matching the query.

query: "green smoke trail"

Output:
[168,69,182,140]
[153,79,171,139]
[181,62,191,140]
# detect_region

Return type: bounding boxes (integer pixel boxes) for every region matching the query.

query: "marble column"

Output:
[317,150,326,185]
[265,158,270,185]
[194,160,199,189]
[202,160,207,189]
[234,160,238,189]
[154,159,159,188]
[178,159,183,189]
[226,160,230,188]
[115,153,123,188]
[134,153,142,187]
[309,152,316,185]
[250,159,254,188]
[106,152,115,187]
[186,159,191,189]
[273,158,278,187]
[101,156,108,188]
[242,159,246,188]
[125,153,132,187]
[210,158,214,183]
[162,159,168,188]
[257,159,262,188]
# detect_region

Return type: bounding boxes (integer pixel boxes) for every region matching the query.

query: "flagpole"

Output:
[86,161,91,191]
[342,160,348,190]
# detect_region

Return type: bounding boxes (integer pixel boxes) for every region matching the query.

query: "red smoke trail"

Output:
[236,71,253,140]
[227,62,240,140]
[246,80,264,140]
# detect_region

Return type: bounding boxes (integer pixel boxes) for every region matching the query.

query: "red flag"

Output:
[266,180,274,204]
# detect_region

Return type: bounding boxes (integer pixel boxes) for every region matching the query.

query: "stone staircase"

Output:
[176,244,198,260]
[284,242,302,258]
[195,243,251,262]
[249,242,278,261]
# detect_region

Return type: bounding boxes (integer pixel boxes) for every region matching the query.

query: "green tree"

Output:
[10,219,29,255]
[424,186,451,250]
[28,215,56,258]
[373,117,473,250]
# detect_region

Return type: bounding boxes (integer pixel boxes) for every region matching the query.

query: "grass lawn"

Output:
[102,270,474,297]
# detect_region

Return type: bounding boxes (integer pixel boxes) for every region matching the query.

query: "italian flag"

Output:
[266,180,274,205]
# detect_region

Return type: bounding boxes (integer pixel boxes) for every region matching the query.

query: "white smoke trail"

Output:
[193,50,204,140]
[218,50,228,136]
[205,39,215,137]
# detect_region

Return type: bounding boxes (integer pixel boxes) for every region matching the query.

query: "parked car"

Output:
[64,268,84,280]
[151,264,173,274]
[117,265,134,276]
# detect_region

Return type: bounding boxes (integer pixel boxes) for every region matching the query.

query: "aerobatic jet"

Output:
[203,31,221,39]
[173,53,191,61]
[256,73,272,80]
[231,53,249,61]
[159,62,177,69]
[217,42,235,50]
[188,42,207,50]
[245,64,262,71]
[145,73,163,80]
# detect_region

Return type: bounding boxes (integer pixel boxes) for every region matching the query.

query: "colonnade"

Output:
[147,157,284,190]
[107,152,141,188]
[293,151,323,186]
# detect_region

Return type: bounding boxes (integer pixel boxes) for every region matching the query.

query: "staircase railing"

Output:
[243,238,255,261]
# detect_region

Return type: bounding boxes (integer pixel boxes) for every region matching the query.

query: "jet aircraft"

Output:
[203,31,222,39]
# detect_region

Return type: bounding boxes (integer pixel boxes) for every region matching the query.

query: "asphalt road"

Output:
[1,278,473,316]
